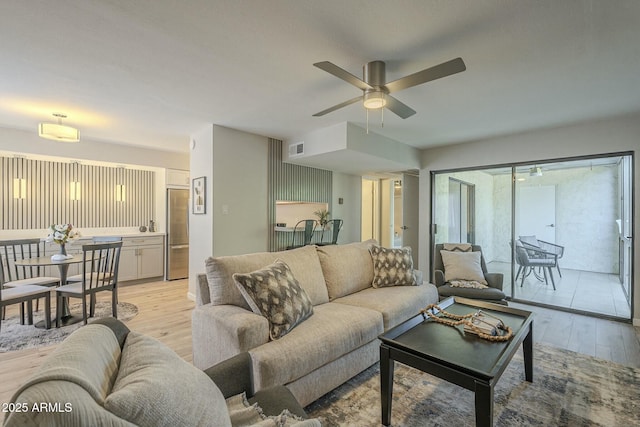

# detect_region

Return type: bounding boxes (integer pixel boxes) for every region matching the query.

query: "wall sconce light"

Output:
[70,181,81,201]
[115,184,126,202]
[116,165,126,202]
[13,178,27,199]
[70,161,81,201]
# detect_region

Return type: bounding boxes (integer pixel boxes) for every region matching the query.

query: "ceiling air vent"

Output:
[288,142,304,157]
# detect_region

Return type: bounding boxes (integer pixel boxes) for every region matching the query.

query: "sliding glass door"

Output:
[432,154,633,320]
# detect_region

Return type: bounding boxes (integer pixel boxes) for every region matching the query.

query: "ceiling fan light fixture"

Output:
[38,113,79,142]
[363,91,387,109]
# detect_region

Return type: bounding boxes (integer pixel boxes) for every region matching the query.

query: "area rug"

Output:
[306,344,640,426]
[0,302,138,353]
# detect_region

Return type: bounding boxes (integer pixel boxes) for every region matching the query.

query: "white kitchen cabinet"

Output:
[166,169,190,187]
[119,236,165,282]
[45,235,164,283]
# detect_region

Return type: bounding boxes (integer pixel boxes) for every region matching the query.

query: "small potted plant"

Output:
[314,209,330,228]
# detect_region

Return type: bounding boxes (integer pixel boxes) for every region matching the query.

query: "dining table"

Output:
[14,255,84,328]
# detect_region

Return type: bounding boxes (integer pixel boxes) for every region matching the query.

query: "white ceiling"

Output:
[1,0,639,155]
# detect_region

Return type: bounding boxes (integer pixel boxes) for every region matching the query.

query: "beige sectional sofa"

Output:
[192,240,439,407]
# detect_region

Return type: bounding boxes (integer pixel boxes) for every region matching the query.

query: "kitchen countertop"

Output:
[0,228,165,241]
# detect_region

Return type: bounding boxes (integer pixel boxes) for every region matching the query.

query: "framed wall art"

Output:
[192,176,206,214]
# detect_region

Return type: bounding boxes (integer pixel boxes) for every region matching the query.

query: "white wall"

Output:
[188,125,214,299]
[331,172,362,244]
[419,112,640,324]
[211,126,268,256]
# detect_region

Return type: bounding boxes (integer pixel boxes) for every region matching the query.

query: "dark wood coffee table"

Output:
[379,297,533,427]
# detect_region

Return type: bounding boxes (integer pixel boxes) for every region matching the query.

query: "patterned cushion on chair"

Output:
[369,245,417,288]
[233,260,314,340]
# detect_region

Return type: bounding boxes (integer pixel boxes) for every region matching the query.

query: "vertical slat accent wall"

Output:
[1,156,154,230]
[267,139,332,251]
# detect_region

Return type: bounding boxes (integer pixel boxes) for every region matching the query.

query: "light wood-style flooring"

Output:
[1,279,638,407]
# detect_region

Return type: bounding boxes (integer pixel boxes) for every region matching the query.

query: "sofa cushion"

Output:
[440,250,488,285]
[105,332,232,427]
[437,284,506,301]
[9,324,122,406]
[316,239,377,300]
[5,381,136,427]
[206,245,329,309]
[249,302,382,391]
[334,283,439,330]
[370,245,417,288]
[234,260,314,340]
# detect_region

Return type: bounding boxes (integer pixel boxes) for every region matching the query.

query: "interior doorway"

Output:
[361,172,420,261]
[518,185,556,243]
[448,178,476,244]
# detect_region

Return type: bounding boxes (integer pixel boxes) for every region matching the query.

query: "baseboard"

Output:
[633,317,640,327]
[187,291,196,302]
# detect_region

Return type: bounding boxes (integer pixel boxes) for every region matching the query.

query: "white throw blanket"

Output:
[226,393,322,427]
[448,279,489,289]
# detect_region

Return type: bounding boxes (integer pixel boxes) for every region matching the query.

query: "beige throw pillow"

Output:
[233,260,314,340]
[370,245,417,288]
[440,250,488,285]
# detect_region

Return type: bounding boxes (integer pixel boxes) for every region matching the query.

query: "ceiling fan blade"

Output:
[384,95,416,119]
[313,96,362,117]
[314,61,373,91]
[384,57,466,93]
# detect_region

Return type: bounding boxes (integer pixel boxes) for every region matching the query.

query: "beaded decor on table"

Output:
[420,304,513,342]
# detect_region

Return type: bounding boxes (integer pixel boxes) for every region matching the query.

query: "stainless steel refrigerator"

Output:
[166,188,189,280]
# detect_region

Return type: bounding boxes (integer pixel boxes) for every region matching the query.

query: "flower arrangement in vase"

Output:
[46,224,80,260]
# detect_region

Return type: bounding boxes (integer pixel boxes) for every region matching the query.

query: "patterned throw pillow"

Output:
[369,245,417,288]
[233,260,313,340]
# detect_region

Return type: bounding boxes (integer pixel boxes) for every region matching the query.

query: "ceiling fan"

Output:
[312,57,466,119]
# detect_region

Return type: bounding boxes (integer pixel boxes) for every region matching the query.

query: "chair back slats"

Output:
[289,219,317,248]
[0,239,46,285]
[81,242,122,293]
[329,219,343,244]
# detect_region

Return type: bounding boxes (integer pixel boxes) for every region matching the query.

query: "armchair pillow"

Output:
[370,245,417,288]
[233,260,314,340]
[440,250,488,288]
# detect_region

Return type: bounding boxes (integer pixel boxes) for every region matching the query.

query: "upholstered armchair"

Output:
[433,244,506,304]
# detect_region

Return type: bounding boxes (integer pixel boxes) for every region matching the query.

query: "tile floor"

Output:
[488,261,631,319]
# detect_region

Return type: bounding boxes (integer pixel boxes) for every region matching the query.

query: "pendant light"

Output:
[39,113,80,142]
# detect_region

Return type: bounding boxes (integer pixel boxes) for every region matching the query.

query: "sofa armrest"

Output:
[485,272,504,290]
[204,352,308,420]
[204,352,254,399]
[434,269,445,287]
[192,304,269,370]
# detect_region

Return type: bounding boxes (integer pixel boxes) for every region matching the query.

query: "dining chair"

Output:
[55,241,122,327]
[0,239,60,322]
[286,220,317,250]
[1,284,52,332]
[317,219,343,246]
[66,236,122,283]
